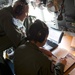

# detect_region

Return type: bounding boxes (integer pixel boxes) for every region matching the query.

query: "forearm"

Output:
[39,47,52,57]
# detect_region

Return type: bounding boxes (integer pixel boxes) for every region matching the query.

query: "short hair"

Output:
[13,0,28,16]
[12,0,28,7]
[18,0,28,5]
[27,19,49,43]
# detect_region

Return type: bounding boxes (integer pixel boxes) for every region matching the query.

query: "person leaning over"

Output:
[0,0,28,75]
[0,0,29,53]
[14,19,67,75]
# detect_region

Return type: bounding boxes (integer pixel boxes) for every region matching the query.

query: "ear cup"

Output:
[14,5,24,16]
[28,29,47,43]
[37,29,47,42]
[19,0,28,5]
[27,19,49,43]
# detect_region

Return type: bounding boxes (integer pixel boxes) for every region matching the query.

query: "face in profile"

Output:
[24,5,29,19]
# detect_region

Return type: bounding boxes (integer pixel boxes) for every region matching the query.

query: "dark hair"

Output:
[27,19,49,43]
[14,0,28,16]
[18,0,28,5]
[14,4,24,16]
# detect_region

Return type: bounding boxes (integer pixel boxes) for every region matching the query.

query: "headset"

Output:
[36,28,48,43]
[14,0,28,16]
[14,4,24,16]
[27,20,49,43]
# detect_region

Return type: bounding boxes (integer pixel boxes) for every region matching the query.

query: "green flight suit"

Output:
[14,42,65,75]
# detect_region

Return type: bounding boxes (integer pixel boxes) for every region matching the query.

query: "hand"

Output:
[39,47,52,57]
[56,58,67,66]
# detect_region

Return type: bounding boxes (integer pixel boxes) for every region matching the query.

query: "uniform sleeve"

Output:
[37,60,54,75]
[1,12,26,48]
[37,60,65,75]
[37,64,52,75]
